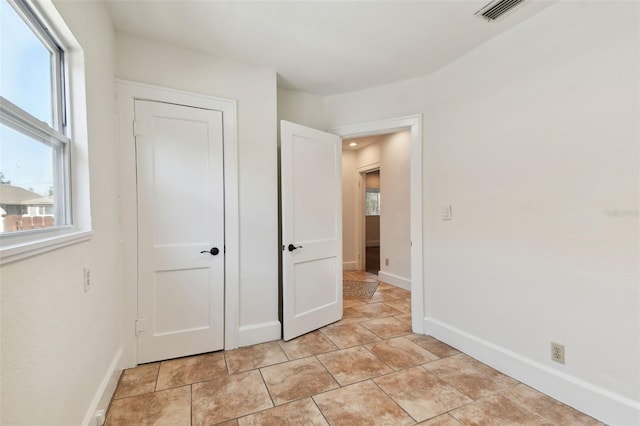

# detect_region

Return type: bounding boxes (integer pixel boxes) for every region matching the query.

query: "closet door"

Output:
[135,99,224,363]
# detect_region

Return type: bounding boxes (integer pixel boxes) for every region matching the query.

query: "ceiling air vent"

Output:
[475,0,527,21]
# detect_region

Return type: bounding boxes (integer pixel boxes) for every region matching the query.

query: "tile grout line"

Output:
[310,396,332,426]
[154,362,161,392]
[499,385,563,426]
[257,366,277,410]
[369,378,420,424]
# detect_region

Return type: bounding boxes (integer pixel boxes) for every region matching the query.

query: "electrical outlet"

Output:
[551,342,565,364]
[385,258,389,266]
[83,267,91,293]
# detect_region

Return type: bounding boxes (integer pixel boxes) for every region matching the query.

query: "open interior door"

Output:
[281,121,343,341]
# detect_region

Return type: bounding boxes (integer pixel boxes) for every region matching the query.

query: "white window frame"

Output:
[0,0,93,264]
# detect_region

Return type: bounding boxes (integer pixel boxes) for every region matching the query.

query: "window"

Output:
[365,188,380,216]
[0,0,70,235]
[0,0,90,264]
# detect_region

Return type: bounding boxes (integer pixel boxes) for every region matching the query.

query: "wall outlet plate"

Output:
[551,342,565,364]
[83,267,91,293]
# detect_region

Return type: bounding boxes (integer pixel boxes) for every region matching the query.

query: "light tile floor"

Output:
[106,274,604,425]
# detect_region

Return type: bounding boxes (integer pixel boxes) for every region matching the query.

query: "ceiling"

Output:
[342,134,387,151]
[105,0,554,96]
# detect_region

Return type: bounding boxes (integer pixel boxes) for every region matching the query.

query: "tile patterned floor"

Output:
[106,274,604,425]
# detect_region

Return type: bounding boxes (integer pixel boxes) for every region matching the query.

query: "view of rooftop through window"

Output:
[0,0,63,233]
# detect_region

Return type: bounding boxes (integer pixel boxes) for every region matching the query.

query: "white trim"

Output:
[116,80,240,367]
[80,348,123,426]
[0,98,70,144]
[356,161,380,173]
[425,318,640,426]
[343,261,358,271]
[377,271,411,291]
[331,114,424,334]
[0,229,93,265]
[356,164,381,271]
[238,321,282,347]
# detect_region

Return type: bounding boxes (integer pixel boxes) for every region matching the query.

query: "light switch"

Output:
[441,205,452,221]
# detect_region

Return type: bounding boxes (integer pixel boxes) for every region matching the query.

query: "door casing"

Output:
[117,80,240,367]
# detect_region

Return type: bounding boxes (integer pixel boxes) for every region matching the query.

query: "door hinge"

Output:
[132,120,137,137]
[135,318,147,335]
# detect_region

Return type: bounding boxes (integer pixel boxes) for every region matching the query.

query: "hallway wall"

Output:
[342,149,358,270]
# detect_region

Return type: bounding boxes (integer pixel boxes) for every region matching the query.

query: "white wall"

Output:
[341,149,358,270]
[365,171,380,189]
[325,2,639,423]
[1,2,122,424]
[115,34,280,346]
[277,87,326,130]
[357,140,381,170]
[379,132,411,288]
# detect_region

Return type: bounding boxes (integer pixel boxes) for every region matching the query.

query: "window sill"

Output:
[0,228,94,265]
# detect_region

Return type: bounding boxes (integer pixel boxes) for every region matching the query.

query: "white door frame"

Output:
[117,80,240,366]
[331,115,424,334]
[357,166,380,272]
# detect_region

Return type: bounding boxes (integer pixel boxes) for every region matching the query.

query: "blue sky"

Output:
[0,0,54,196]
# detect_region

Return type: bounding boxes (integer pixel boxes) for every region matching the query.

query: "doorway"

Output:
[342,131,410,289]
[117,80,240,367]
[333,115,424,334]
[364,170,380,275]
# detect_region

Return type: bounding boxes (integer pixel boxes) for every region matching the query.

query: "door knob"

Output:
[287,244,302,252]
[200,247,220,256]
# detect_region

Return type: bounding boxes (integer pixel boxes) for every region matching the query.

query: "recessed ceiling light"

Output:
[349,142,357,147]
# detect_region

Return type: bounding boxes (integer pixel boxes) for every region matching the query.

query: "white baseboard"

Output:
[377,271,411,291]
[81,348,123,426]
[343,261,358,271]
[424,318,640,426]
[238,321,281,347]
[365,241,380,247]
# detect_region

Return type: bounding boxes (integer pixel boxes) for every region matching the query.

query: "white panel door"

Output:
[281,120,342,340]
[135,100,224,363]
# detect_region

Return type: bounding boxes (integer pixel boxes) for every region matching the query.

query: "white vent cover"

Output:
[475,0,527,21]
